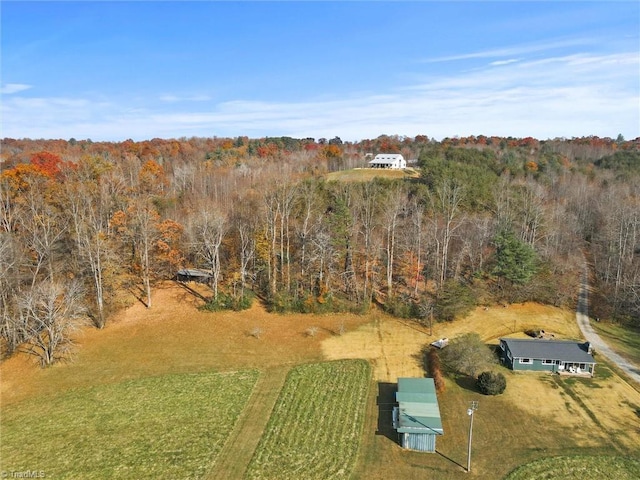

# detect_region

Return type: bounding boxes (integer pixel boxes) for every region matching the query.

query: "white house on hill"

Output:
[368,153,406,169]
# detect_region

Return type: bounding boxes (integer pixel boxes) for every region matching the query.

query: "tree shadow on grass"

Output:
[376,382,399,444]
[175,280,209,302]
[454,374,481,393]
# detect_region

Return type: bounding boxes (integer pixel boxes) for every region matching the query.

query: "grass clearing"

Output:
[325,168,419,182]
[504,455,640,479]
[245,359,370,480]
[0,371,259,479]
[591,321,640,366]
[2,283,639,480]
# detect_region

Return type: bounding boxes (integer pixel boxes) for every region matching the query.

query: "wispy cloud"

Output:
[423,38,596,63]
[489,59,520,66]
[1,83,32,94]
[2,51,638,141]
[159,94,212,103]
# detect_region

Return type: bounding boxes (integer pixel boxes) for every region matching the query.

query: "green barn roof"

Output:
[395,378,443,435]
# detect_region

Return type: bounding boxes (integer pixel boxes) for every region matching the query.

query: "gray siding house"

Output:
[392,377,443,452]
[500,338,596,376]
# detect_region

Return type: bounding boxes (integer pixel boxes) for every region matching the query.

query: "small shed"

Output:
[500,338,596,376]
[368,153,406,169]
[176,268,212,284]
[392,377,443,452]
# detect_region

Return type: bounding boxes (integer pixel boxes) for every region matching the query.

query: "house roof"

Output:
[501,338,596,364]
[396,377,443,435]
[176,269,211,278]
[369,153,405,164]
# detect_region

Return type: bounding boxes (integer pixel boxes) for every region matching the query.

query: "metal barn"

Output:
[392,377,443,453]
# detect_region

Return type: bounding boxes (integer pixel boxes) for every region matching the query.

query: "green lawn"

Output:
[0,371,259,479]
[591,320,640,366]
[504,455,640,479]
[245,359,371,480]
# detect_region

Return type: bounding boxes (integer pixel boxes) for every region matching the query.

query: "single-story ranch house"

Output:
[368,153,407,169]
[392,377,443,452]
[499,338,596,376]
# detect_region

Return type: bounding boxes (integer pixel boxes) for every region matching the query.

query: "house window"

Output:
[519,358,532,364]
[542,359,554,365]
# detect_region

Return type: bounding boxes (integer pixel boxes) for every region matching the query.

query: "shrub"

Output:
[200,292,253,312]
[432,370,446,394]
[439,333,497,378]
[524,328,542,338]
[476,371,507,395]
[434,280,477,321]
[425,347,445,393]
[383,295,420,319]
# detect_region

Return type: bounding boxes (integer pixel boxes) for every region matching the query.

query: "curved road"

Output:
[577,267,640,385]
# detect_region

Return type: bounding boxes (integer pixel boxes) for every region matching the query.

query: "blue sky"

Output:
[2,1,639,141]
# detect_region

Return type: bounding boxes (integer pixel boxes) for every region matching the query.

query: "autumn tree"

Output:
[66,156,120,328]
[112,201,183,308]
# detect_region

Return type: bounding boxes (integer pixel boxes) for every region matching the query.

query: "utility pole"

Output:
[467,400,478,473]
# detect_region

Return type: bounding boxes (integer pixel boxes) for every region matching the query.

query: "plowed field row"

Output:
[245,359,370,480]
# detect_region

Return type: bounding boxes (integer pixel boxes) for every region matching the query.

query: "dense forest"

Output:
[1,134,638,365]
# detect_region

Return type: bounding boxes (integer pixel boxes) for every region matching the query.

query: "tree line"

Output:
[1,134,638,365]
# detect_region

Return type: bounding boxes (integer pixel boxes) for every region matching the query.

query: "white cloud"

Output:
[1,83,32,94]
[489,59,520,66]
[1,51,638,141]
[423,38,595,63]
[159,94,212,103]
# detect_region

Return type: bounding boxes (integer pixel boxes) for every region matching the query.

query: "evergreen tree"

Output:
[492,229,538,285]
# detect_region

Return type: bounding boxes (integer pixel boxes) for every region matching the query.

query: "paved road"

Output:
[577,266,640,385]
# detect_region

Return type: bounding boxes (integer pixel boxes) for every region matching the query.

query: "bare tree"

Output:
[354,181,383,304]
[382,184,407,296]
[18,280,86,367]
[190,208,228,299]
[19,179,68,285]
[429,179,465,287]
[235,212,256,298]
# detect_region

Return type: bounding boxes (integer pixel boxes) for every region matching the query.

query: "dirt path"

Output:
[577,266,640,385]
[205,365,290,480]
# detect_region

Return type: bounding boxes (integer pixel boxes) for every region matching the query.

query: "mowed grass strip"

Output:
[245,359,371,480]
[504,455,640,480]
[0,370,259,479]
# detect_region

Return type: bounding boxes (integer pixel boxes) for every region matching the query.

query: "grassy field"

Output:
[0,371,259,479]
[504,455,640,479]
[1,283,639,479]
[245,360,370,480]
[591,321,640,366]
[325,167,419,182]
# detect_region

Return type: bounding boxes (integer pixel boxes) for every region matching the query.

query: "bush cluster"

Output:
[476,371,507,395]
[426,347,446,393]
[383,295,421,319]
[200,292,253,312]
